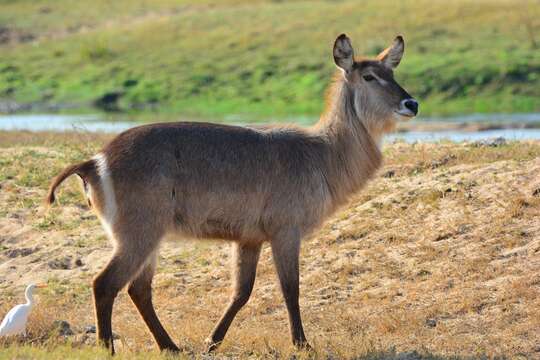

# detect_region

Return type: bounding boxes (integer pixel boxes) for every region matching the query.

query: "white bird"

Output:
[0,283,46,337]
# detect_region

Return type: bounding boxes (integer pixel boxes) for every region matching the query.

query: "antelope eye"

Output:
[363,74,375,82]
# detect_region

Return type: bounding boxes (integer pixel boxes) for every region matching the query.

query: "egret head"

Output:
[26,283,47,291]
[22,283,46,305]
[25,283,47,297]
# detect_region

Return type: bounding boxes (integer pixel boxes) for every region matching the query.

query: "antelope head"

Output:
[333,33,418,137]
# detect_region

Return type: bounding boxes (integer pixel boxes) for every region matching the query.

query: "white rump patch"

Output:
[93,153,117,239]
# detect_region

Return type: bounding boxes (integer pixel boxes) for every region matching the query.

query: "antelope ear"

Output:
[377,36,404,69]
[333,33,354,72]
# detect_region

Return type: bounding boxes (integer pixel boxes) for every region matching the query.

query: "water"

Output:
[386,128,540,143]
[420,113,540,124]
[0,114,136,133]
[1,113,540,143]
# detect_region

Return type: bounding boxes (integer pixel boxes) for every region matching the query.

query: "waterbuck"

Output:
[46,33,418,354]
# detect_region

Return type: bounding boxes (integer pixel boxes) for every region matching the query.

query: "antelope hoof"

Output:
[204,338,221,353]
[160,344,181,353]
[97,338,115,355]
[294,340,313,352]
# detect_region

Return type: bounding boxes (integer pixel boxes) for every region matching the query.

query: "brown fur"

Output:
[46,34,417,354]
[46,159,95,205]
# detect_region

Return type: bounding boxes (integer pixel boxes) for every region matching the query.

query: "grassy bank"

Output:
[1,131,539,358]
[0,0,539,120]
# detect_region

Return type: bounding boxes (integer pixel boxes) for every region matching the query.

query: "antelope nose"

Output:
[404,99,418,115]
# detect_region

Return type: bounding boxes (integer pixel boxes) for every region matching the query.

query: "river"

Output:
[1,113,540,143]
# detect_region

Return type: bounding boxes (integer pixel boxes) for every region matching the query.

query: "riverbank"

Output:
[3,113,540,143]
[1,132,539,359]
[1,0,539,118]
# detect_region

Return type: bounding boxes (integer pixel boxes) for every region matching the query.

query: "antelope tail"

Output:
[46,159,96,205]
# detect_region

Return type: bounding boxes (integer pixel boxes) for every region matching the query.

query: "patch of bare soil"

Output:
[0,26,35,45]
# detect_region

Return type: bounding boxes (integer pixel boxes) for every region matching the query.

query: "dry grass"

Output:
[0,131,539,359]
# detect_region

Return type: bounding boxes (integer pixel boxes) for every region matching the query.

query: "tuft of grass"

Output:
[80,39,115,62]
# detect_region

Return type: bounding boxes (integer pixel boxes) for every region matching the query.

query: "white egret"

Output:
[0,283,47,337]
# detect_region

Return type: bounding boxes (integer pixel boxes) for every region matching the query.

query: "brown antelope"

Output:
[46,33,418,354]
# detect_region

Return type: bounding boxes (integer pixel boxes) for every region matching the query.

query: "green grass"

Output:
[0,0,537,120]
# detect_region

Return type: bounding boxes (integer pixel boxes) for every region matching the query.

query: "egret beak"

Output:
[36,283,47,288]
